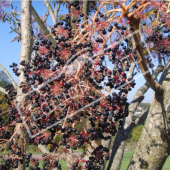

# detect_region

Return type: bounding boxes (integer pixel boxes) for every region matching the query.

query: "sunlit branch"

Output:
[0,87,7,94]
[31,5,57,45]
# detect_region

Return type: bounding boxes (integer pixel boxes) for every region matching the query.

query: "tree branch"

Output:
[82,0,89,23]
[0,87,7,94]
[129,18,163,94]
[0,63,17,88]
[127,62,136,79]
[31,5,57,45]
[44,0,56,25]
[54,2,60,19]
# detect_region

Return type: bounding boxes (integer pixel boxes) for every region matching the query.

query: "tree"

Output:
[0,1,170,170]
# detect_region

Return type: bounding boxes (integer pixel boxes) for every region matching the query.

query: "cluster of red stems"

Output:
[1,1,170,170]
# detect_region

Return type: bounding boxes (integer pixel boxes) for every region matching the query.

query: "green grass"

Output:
[120,151,134,170]
[162,156,170,170]
[104,151,170,170]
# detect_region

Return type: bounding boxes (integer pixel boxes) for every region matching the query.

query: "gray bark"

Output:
[14,1,32,169]
[127,62,170,170]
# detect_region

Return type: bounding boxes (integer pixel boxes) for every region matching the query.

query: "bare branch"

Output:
[129,19,163,95]
[0,87,7,94]
[31,5,57,45]
[0,63,17,88]
[104,4,114,19]
[42,4,49,23]
[104,8,122,16]
[44,0,56,25]
[54,2,60,19]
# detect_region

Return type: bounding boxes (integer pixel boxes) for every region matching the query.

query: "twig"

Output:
[44,0,56,25]
[54,1,60,19]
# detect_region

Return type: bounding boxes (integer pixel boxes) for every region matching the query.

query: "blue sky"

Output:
[0,1,154,103]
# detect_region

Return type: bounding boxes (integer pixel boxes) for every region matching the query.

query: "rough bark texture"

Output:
[107,64,164,170]
[15,1,32,169]
[127,63,170,170]
[17,0,32,102]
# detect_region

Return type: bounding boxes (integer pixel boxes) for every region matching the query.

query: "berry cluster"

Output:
[1,1,169,170]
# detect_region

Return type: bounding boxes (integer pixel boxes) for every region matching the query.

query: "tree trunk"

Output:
[14,0,32,169]
[107,64,163,170]
[127,63,170,170]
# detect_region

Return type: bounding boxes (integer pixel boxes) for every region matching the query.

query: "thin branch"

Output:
[123,0,127,7]
[115,2,125,11]
[104,8,122,16]
[128,2,151,18]
[44,0,56,25]
[0,87,7,94]
[43,12,49,23]
[0,63,17,88]
[31,5,57,45]
[54,2,60,19]
[42,4,49,23]
[125,1,135,11]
